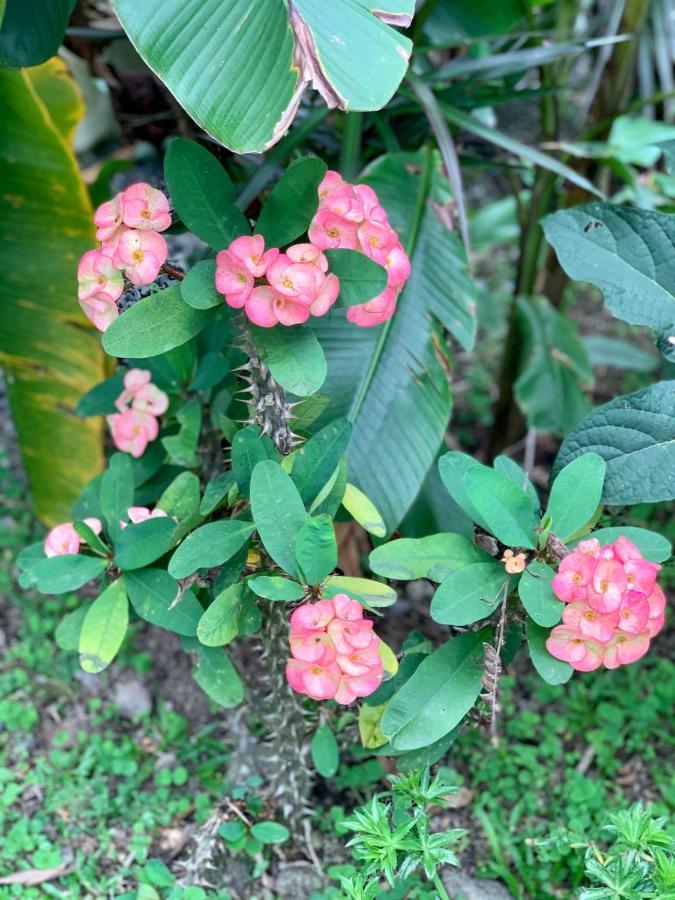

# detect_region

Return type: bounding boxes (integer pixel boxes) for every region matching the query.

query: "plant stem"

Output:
[339,112,363,182]
[432,870,451,900]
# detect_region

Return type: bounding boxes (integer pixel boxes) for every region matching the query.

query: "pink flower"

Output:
[285,659,342,700]
[308,209,359,250]
[289,632,337,665]
[551,551,596,603]
[245,286,312,328]
[587,559,626,613]
[332,593,363,621]
[228,235,278,277]
[358,220,397,264]
[287,243,329,271]
[310,273,340,317]
[113,229,167,285]
[289,599,336,633]
[94,196,123,241]
[115,369,168,416]
[624,557,660,595]
[267,254,319,303]
[120,183,171,232]
[562,601,619,644]
[44,518,102,557]
[79,294,119,333]
[354,184,388,223]
[327,618,374,655]
[612,536,642,563]
[346,286,398,327]
[617,593,650,635]
[120,506,169,529]
[215,250,254,308]
[384,243,411,288]
[318,171,345,198]
[107,408,159,458]
[545,625,604,671]
[336,642,383,677]
[603,631,651,669]
[77,249,124,302]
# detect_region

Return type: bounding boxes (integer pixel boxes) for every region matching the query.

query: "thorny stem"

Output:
[488,589,509,748]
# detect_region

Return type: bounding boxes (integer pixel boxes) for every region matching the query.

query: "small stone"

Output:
[112,677,152,719]
[441,871,512,900]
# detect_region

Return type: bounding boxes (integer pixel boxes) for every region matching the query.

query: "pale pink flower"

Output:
[318,171,345,198]
[358,220,397,263]
[289,632,337,665]
[94,195,124,241]
[624,557,660,595]
[340,670,384,699]
[267,255,319,302]
[332,593,364,622]
[354,184,388,223]
[287,243,328,272]
[120,506,169,529]
[285,659,342,700]
[551,551,596,603]
[384,243,411,288]
[44,518,102,557]
[346,286,398,327]
[308,209,359,250]
[79,294,119,333]
[612,536,643,563]
[77,249,124,302]
[113,229,167,285]
[115,368,151,411]
[617,593,650,635]
[310,273,340,317]
[645,583,666,621]
[603,631,651,669]
[323,184,364,222]
[336,642,383,677]
[289,600,336,634]
[133,383,169,416]
[587,558,626,613]
[245,286,311,328]
[107,408,159,458]
[546,625,604,671]
[121,182,171,232]
[228,235,278,277]
[327,618,374,655]
[215,250,253,308]
[562,601,619,644]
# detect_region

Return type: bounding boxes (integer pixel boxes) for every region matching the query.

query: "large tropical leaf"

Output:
[0,61,105,524]
[0,0,76,68]
[311,149,478,533]
[113,0,414,153]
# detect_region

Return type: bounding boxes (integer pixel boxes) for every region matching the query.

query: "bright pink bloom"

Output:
[588,559,626,613]
[332,593,363,622]
[113,229,167,285]
[617,593,650,635]
[120,183,171,232]
[94,196,123,241]
[228,235,278,277]
[132,383,169,416]
[215,250,253,308]
[79,294,119,333]
[44,518,102,557]
[107,407,159,458]
[358,220,396,263]
[318,171,345,198]
[546,625,604,671]
[120,506,169,529]
[354,184,387,223]
[308,209,359,250]
[341,670,384,699]
[624,557,660,595]
[290,600,336,634]
[245,286,311,328]
[384,243,411,288]
[78,249,124,302]
[311,273,340,317]
[612,536,642,563]
[267,254,319,302]
[327,618,374,655]
[285,659,342,700]
[336,642,382,677]
[287,243,328,272]
[603,631,651,669]
[551,551,596,603]
[346,286,398,327]
[289,632,337,665]
[645,583,666,621]
[562,601,619,644]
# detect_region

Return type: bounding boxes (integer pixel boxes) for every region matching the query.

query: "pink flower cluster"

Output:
[546,537,666,672]
[308,171,411,326]
[44,518,102,557]
[107,369,168,458]
[285,594,384,704]
[120,506,169,529]
[77,183,171,332]
[215,236,339,327]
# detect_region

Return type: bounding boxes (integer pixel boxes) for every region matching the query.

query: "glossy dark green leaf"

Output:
[430,563,506,626]
[99,453,134,528]
[290,418,352,506]
[197,583,242,647]
[0,0,76,67]
[232,425,279,496]
[168,519,255,579]
[76,373,125,417]
[294,515,337,585]
[32,554,107,595]
[519,562,563,628]
[255,156,326,247]
[200,471,235,516]
[249,324,327,397]
[250,460,309,579]
[324,249,388,308]
[125,568,202,636]
[463,467,538,548]
[181,259,222,310]
[162,397,202,468]
[545,453,605,542]
[113,517,176,571]
[369,533,485,581]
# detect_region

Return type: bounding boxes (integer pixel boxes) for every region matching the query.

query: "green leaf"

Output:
[322,575,396,609]
[582,336,658,374]
[294,515,337,586]
[442,104,603,199]
[197,584,242,647]
[157,470,202,538]
[311,724,339,777]
[125,568,202,636]
[113,517,176,571]
[162,397,202,468]
[493,455,540,516]
[0,64,105,525]
[250,822,289,845]
[324,249,388,308]
[32,554,107,595]
[312,149,478,533]
[100,453,134,528]
[527,620,572,685]
[0,0,75,67]
[168,520,255,579]
[188,640,244,708]
[341,483,386,538]
[164,138,249,247]
[249,324,326,397]
[543,203,675,355]
[430,563,506,626]
[79,579,129,674]
[290,394,330,431]
[514,296,591,433]
[55,605,88,651]
[250,460,309,579]
[181,259,222,310]
[76,373,125,417]
[200,471,235,516]
[73,520,109,557]
[422,0,525,41]
[290,418,352,506]
[438,452,491,531]
[255,156,326,247]
[571,527,671,564]
[103,285,216,359]
[519,562,563,627]
[553,381,675,505]
[115,0,413,155]
[232,426,279,496]
[369,533,486,581]
[381,629,487,751]
[358,703,388,749]
[463,467,538,548]
[546,453,606,542]
[16,541,46,572]
[248,575,305,602]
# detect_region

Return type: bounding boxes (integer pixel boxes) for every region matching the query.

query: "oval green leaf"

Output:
[518,561,564,627]
[311,724,339,777]
[545,453,606,542]
[430,563,506,626]
[168,520,255,580]
[79,579,129,674]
